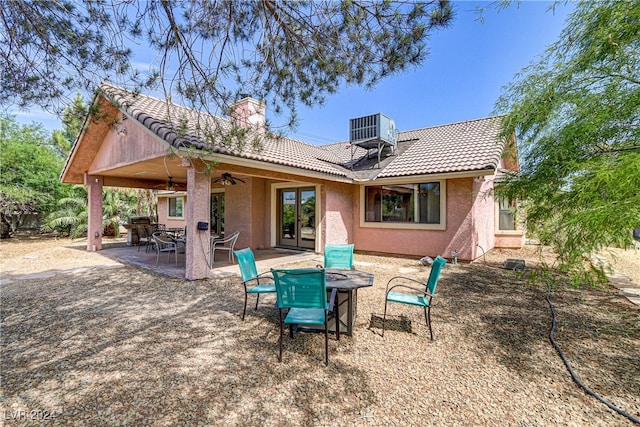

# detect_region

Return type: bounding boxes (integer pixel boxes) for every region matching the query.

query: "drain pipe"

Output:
[476,244,487,265]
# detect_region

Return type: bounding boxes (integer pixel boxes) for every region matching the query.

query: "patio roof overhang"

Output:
[60,95,353,191]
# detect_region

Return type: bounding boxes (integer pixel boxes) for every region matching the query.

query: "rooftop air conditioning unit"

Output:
[349,113,397,148]
[349,113,397,167]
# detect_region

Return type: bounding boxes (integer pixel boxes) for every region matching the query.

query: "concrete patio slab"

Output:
[100,244,321,280]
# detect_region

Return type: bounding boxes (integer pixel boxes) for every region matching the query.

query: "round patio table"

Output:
[325,269,374,336]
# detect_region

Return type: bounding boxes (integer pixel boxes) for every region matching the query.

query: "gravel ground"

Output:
[1,236,639,426]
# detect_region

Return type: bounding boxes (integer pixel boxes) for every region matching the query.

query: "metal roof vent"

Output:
[349,113,397,168]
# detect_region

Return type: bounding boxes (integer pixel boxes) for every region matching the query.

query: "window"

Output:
[364,182,441,224]
[168,197,184,219]
[498,196,516,230]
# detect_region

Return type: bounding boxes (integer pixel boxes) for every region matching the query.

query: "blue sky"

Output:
[287,1,575,144]
[9,1,575,145]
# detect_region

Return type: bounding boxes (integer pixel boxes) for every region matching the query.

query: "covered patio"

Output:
[62,83,351,281]
[99,242,320,280]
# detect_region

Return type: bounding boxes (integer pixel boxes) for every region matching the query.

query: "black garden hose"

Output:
[545,278,640,425]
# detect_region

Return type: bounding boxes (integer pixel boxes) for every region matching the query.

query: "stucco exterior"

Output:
[157,169,521,265]
[471,176,497,260]
[61,84,525,279]
[321,181,354,246]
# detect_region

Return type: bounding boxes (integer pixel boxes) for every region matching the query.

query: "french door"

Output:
[277,187,316,249]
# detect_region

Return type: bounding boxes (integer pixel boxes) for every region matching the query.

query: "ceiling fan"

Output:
[213,173,246,186]
[166,176,176,191]
[152,176,182,191]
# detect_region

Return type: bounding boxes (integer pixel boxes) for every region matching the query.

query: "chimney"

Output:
[229,96,266,134]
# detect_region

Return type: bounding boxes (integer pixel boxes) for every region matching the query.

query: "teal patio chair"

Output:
[271,268,337,365]
[382,255,447,340]
[234,248,276,320]
[323,243,354,269]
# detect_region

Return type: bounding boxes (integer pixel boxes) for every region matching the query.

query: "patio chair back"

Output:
[234,247,276,320]
[210,230,240,266]
[271,267,336,364]
[323,243,354,269]
[136,224,153,252]
[152,232,183,266]
[272,268,327,310]
[235,247,259,282]
[427,256,446,295]
[382,255,447,340]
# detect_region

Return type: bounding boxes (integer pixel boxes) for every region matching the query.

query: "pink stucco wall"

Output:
[156,197,187,229]
[322,182,354,247]
[153,172,523,264]
[492,157,526,249]
[90,115,167,171]
[184,167,211,280]
[156,177,272,252]
[352,178,479,261]
[494,233,526,248]
[471,176,496,259]
[85,174,104,251]
[224,177,268,250]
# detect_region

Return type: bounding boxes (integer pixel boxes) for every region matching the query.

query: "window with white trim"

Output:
[364,182,441,224]
[168,196,184,219]
[498,196,516,230]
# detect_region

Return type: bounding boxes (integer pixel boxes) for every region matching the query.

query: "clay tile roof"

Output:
[99,83,348,177]
[377,116,506,178]
[317,141,370,168]
[99,83,510,182]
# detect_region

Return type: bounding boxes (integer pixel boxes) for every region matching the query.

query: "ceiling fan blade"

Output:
[213,173,245,185]
[166,177,175,190]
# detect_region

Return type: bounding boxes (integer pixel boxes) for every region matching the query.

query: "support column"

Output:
[84,174,103,251]
[185,167,211,280]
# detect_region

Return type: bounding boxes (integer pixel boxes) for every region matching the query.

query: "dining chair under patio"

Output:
[152,232,185,266]
[323,243,354,269]
[271,267,337,365]
[234,248,276,320]
[136,224,153,252]
[210,230,240,266]
[382,255,447,340]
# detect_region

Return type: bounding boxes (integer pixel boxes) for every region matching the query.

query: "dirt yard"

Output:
[1,235,639,426]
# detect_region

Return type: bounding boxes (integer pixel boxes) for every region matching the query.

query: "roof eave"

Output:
[362,168,497,184]
[178,149,354,184]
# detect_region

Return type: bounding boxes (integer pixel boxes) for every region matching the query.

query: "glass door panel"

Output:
[280,190,297,246]
[277,187,315,249]
[298,189,316,249]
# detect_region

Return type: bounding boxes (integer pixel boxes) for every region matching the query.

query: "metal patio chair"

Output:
[136,224,154,252]
[210,230,240,266]
[234,248,276,320]
[382,255,447,340]
[152,232,185,266]
[271,267,337,365]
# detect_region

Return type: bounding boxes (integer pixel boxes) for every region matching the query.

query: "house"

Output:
[61,83,524,280]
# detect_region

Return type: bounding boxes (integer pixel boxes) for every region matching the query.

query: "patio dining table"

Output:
[325,269,374,336]
[165,227,184,238]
